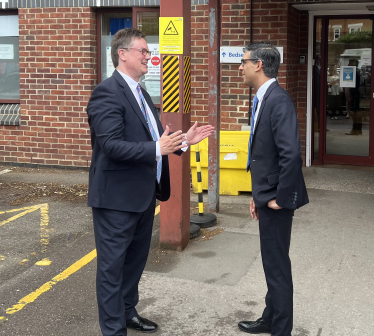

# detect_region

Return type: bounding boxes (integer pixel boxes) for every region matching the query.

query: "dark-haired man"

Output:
[87,28,214,336]
[237,43,309,336]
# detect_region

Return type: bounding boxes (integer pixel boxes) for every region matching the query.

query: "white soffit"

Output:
[292,2,374,12]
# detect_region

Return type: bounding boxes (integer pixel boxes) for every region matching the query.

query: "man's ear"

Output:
[118,48,126,62]
[255,59,263,72]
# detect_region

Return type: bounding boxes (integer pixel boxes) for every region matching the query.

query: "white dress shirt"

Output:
[253,78,276,132]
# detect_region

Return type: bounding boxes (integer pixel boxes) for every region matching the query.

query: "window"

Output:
[334,28,341,40]
[348,23,363,34]
[0,13,20,102]
[97,8,160,105]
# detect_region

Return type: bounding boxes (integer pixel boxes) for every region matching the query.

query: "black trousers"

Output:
[92,196,156,336]
[258,207,294,336]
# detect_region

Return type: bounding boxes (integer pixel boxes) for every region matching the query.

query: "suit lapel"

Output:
[113,71,152,137]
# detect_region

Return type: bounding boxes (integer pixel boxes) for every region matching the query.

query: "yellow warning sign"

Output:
[159,17,183,54]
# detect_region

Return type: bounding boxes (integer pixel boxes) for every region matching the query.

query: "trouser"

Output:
[259,206,294,336]
[92,197,156,336]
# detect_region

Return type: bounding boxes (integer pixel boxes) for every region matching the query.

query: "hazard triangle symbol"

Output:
[164,21,178,35]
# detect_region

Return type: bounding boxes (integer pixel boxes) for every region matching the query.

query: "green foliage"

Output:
[335,30,372,43]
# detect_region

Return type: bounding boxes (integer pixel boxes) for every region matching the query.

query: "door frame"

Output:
[307,9,374,167]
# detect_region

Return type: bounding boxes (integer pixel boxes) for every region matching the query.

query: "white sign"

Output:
[224,153,237,161]
[220,46,283,64]
[146,44,160,78]
[0,44,14,59]
[361,55,371,66]
[220,47,244,63]
[106,47,114,78]
[340,66,356,88]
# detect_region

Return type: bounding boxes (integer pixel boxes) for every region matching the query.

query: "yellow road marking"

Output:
[155,205,160,216]
[2,249,97,317]
[35,258,51,266]
[0,204,52,265]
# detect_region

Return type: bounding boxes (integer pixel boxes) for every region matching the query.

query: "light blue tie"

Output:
[247,95,259,170]
[136,84,162,183]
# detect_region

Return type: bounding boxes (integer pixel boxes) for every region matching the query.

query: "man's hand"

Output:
[267,199,282,210]
[159,125,187,155]
[186,122,215,145]
[250,198,259,220]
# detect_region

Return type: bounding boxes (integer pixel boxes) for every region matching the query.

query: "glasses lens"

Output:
[142,49,151,56]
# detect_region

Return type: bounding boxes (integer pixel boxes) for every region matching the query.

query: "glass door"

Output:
[313,16,374,166]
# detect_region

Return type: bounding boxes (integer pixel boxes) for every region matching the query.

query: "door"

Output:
[312,16,374,166]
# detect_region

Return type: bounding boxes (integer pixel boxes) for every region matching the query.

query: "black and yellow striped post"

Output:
[190,144,217,229]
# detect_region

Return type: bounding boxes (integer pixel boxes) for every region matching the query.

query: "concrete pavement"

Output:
[0,164,373,336]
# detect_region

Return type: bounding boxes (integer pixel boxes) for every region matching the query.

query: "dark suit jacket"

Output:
[249,81,309,210]
[86,70,174,213]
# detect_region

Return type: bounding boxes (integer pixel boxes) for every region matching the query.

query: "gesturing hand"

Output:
[186,122,215,146]
[159,125,187,155]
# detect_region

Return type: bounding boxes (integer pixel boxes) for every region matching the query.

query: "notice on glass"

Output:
[106,47,115,78]
[340,66,356,88]
[0,44,14,60]
[159,17,183,54]
[146,44,160,78]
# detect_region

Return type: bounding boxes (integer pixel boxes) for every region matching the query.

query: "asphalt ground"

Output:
[0,164,373,336]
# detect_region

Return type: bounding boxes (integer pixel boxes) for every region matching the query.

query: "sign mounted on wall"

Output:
[159,17,183,54]
[220,46,284,64]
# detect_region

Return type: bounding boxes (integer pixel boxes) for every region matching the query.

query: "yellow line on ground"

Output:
[3,249,97,316]
[0,208,40,228]
[0,205,41,215]
[155,205,160,216]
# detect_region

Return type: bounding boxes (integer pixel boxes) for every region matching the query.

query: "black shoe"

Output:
[126,315,158,333]
[238,317,272,334]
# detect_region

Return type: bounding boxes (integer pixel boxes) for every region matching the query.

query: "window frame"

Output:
[0,10,20,104]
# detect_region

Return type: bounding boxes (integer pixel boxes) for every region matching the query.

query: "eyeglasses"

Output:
[124,47,152,56]
[240,58,259,66]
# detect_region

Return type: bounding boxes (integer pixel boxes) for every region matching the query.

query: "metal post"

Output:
[159,0,191,250]
[208,0,221,213]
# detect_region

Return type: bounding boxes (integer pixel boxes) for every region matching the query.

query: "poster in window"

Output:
[106,47,114,78]
[0,44,14,60]
[340,66,356,88]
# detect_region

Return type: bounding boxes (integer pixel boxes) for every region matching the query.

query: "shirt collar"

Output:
[116,69,139,91]
[256,78,276,101]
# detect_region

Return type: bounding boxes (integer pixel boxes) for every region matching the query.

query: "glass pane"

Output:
[313,18,322,161]
[0,36,20,100]
[101,13,132,82]
[137,12,160,105]
[326,19,371,157]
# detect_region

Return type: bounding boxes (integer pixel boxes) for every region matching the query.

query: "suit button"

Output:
[153,168,156,172]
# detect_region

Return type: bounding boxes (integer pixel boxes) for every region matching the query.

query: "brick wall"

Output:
[287,6,308,161]
[190,0,308,161]
[0,7,96,167]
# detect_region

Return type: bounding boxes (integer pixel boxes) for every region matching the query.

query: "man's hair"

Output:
[111,28,146,68]
[243,42,281,78]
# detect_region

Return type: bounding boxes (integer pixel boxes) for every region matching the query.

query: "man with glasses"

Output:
[237,43,308,336]
[87,28,214,336]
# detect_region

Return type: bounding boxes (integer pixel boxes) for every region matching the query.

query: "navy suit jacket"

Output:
[249,81,309,210]
[86,70,175,213]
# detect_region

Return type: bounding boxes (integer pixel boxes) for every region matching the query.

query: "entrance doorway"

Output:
[312,16,374,166]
